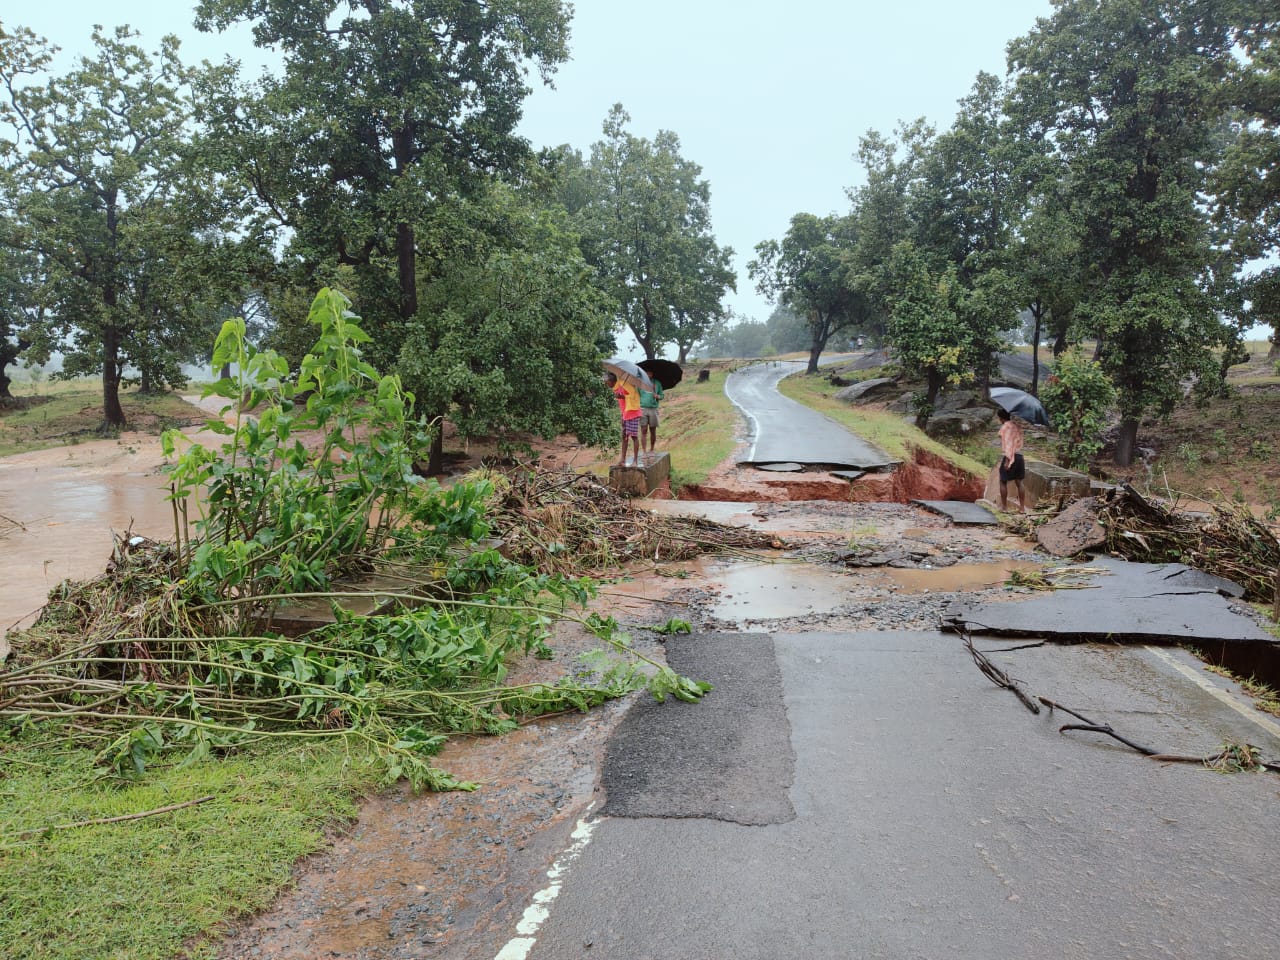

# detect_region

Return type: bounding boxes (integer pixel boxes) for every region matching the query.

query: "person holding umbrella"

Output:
[638,377,664,454]
[605,370,644,467]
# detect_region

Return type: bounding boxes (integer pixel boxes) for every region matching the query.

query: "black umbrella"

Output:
[637,358,683,390]
[989,387,1050,427]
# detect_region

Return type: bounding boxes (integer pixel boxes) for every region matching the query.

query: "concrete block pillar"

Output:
[609,451,671,497]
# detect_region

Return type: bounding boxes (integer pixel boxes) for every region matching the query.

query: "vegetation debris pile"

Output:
[477,465,785,575]
[1097,485,1280,602]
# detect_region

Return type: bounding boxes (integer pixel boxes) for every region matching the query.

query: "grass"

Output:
[0,733,375,960]
[0,380,205,458]
[660,366,743,486]
[775,371,987,478]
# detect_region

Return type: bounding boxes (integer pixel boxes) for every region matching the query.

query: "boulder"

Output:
[923,408,996,438]
[834,377,898,403]
[1035,497,1107,557]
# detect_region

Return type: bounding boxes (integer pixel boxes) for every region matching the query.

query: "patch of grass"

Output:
[0,382,204,458]
[776,372,987,478]
[0,734,374,960]
[660,368,742,487]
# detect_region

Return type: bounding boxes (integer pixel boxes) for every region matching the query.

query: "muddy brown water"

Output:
[0,436,178,637]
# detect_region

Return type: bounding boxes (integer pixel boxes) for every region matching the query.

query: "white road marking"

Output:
[1144,645,1280,743]
[492,808,601,960]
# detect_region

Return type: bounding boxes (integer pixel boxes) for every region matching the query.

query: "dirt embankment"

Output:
[683,446,984,504]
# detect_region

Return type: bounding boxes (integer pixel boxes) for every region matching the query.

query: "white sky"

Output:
[12,1,1058,352]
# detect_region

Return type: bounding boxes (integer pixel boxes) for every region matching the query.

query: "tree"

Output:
[764,305,812,354]
[882,241,971,428]
[573,105,735,360]
[749,212,867,373]
[0,26,231,428]
[193,0,574,373]
[1007,0,1240,465]
[396,181,614,459]
[1214,6,1280,354]
[1040,348,1117,471]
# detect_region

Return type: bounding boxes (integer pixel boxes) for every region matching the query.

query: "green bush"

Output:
[1040,349,1117,471]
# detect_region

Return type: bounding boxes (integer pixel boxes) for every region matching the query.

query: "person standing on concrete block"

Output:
[638,378,664,456]
[997,407,1027,513]
[607,372,643,467]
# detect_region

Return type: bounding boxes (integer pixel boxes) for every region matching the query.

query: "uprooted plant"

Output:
[0,289,709,791]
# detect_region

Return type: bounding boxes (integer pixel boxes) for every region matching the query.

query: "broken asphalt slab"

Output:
[943,556,1275,644]
[911,499,999,525]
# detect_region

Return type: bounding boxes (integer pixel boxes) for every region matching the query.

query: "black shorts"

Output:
[999,453,1025,483]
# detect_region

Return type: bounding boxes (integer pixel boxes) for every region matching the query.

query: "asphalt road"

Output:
[724,360,895,470]
[512,628,1280,960]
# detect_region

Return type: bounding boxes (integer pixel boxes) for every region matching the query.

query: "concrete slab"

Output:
[755,461,803,472]
[983,458,1091,509]
[911,499,999,525]
[943,557,1275,645]
[608,450,670,496]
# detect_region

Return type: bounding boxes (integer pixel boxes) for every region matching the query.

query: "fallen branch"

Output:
[961,628,1040,714]
[6,795,216,844]
[1039,697,1280,773]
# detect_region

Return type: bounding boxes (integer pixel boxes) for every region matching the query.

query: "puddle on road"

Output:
[872,559,1044,594]
[709,558,849,624]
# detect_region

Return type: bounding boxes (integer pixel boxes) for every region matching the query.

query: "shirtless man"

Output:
[997,408,1027,513]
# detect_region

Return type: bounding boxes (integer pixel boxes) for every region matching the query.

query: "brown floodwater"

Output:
[0,435,178,638]
[872,559,1044,594]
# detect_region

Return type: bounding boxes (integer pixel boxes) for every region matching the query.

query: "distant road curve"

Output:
[724,359,896,471]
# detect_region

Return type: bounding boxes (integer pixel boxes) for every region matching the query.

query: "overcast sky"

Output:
[12,1,1056,351]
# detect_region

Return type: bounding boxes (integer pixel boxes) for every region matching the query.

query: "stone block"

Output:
[982,459,1091,510]
[609,451,671,497]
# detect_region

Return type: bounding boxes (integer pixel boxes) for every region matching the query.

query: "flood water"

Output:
[873,559,1044,594]
[0,436,178,637]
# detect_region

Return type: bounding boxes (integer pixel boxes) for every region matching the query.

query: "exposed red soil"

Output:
[683,447,984,504]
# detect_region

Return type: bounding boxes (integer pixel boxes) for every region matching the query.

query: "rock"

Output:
[923,408,996,438]
[933,389,982,414]
[834,377,897,403]
[1035,497,1107,557]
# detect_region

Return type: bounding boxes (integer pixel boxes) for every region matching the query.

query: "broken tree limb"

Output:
[1039,697,1280,773]
[961,628,1040,714]
[6,794,217,844]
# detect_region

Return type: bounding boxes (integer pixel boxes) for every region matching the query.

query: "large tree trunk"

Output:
[1113,417,1139,466]
[805,310,827,374]
[914,369,943,429]
[101,324,126,431]
[101,193,126,430]
[0,342,17,399]
[1030,302,1043,396]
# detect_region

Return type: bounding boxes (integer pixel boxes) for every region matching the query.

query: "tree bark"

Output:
[914,369,943,429]
[101,323,126,430]
[1113,417,1139,466]
[1030,301,1043,395]
[101,191,126,430]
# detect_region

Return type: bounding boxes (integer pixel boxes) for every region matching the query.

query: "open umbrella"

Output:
[637,358,683,390]
[602,358,653,393]
[989,386,1050,427]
